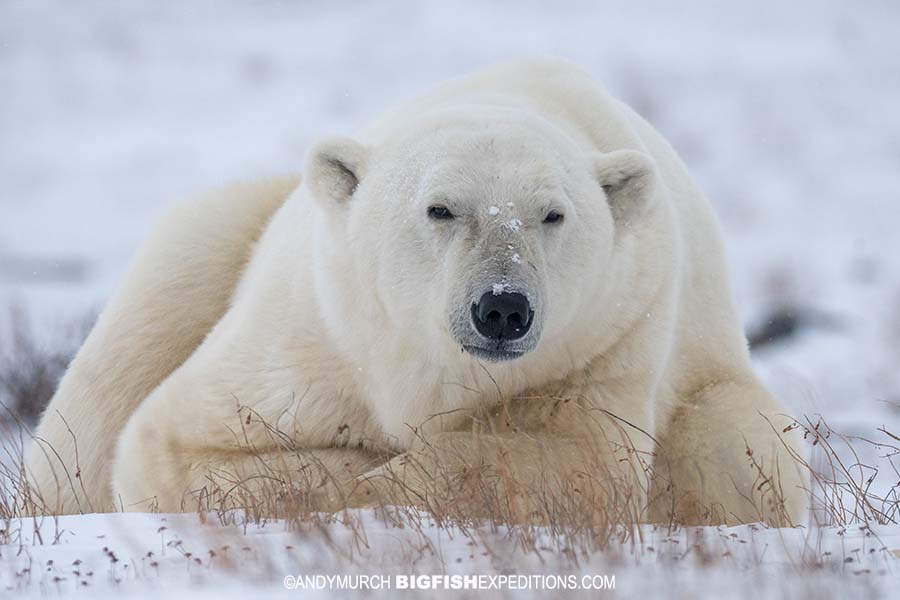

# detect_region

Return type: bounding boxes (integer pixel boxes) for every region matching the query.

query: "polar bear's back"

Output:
[363,59,639,152]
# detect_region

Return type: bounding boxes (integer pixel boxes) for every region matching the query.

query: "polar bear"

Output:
[26,59,805,525]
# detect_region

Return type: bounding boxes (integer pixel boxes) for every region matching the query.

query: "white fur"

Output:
[27,59,805,524]
[24,177,298,513]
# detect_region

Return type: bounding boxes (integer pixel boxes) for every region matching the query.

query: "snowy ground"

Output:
[2,0,900,597]
[2,511,900,599]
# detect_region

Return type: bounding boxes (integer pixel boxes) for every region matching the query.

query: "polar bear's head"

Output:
[305,110,655,364]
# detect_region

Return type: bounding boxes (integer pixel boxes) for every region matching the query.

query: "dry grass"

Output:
[9,402,897,555]
[1,309,900,598]
[784,415,900,527]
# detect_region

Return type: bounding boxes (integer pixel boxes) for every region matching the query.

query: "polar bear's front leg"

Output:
[111,374,387,513]
[650,379,806,526]
[329,397,657,522]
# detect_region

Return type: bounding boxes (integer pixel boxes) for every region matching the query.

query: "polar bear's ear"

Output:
[304,137,369,205]
[594,149,656,222]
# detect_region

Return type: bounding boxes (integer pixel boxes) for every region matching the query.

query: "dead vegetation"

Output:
[1,309,900,597]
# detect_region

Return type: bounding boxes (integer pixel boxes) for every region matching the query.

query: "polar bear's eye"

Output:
[427,205,455,220]
[543,210,564,224]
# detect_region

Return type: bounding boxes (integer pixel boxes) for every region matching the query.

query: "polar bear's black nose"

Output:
[472,291,533,341]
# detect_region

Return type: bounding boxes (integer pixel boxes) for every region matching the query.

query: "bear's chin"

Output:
[462,344,528,363]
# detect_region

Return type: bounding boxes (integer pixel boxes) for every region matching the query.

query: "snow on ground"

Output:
[2,0,900,597]
[2,511,900,598]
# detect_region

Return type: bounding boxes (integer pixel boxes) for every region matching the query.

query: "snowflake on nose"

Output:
[502,218,523,232]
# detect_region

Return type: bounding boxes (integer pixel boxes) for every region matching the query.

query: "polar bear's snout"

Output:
[471,291,534,342]
[448,225,547,362]
[455,282,542,362]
